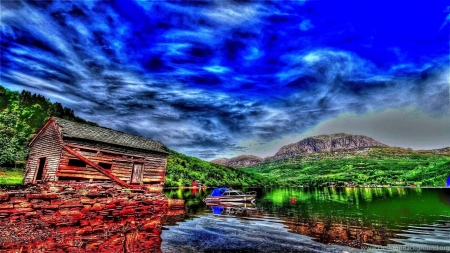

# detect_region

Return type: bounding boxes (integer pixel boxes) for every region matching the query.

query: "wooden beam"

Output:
[65,143,146,158]
[112,159,147,163]
[56,172,110,180]
[28,117,55,147]
[62,145,138,189]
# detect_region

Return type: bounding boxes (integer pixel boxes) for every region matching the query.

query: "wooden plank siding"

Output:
[23,120,63,184]
[24,118,168,187]
[57,142,167,185]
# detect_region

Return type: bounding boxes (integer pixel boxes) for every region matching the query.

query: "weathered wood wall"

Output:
[24,120,168,187]
[58,140,167,185]
[23,121,62,184]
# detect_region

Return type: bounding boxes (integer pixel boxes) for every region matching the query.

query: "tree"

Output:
[0,111,29,165]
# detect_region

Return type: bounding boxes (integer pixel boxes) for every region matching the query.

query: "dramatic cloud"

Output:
[1,0,449,159]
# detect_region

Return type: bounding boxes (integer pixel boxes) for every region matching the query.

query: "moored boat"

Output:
[203,187,256,203]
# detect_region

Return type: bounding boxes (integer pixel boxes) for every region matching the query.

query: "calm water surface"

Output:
[162,187,450,252]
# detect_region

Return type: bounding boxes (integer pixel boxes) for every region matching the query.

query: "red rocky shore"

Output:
[0,182,184,253]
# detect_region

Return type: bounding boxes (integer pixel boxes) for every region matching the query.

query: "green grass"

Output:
[0,168,24,185]
[240,148,450,187]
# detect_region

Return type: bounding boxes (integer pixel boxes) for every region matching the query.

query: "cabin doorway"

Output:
[131,163,143,184]
[35,157,46,182]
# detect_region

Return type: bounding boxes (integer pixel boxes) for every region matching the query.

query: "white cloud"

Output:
[203,65,231,74]
[205,2,260,26]
[299,19,314,31]
[244,47,264,61]
[439,13,450,30]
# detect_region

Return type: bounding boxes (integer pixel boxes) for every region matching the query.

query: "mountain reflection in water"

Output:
[162,187,450,252]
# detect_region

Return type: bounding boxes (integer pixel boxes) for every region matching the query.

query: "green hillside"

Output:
[240,147,450,187]
[165,150,275,187]
[0,85,276,187]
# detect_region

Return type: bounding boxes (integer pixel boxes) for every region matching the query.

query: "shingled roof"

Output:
[53,117,169,154]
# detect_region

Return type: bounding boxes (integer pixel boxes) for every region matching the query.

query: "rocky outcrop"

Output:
[210,158,230,166]
[211,155,264,168]
[214,133,389,168]
[270,133,388,160]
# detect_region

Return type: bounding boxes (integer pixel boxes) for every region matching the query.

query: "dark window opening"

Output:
[79,148,97,153]
[102,151,119,157]
[58,177,82,181]
[58,177,108,182]
[68,159,86,167]
[98,162,112,170]
[35,157,46,181]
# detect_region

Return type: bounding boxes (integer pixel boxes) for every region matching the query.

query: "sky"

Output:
[1,0,449,160]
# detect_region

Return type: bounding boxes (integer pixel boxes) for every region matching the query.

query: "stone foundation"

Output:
[0,182,184,253]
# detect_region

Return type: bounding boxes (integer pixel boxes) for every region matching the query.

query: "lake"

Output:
[162,187,450,252]
[1,187,449,252]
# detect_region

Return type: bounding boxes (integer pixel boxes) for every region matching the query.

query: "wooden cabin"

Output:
[23,117,169,189]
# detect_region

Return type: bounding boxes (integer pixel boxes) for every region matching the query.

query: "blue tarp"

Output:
[212,206,224,215]
[210,187,229,197]
[447,176,450,187]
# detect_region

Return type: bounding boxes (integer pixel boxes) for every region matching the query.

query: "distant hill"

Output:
[212,133,389,168]
[212,133,450,187]
[211,155,264,168]
[271,133,388,159]
[166,150,274,187]
[240,146,450,187]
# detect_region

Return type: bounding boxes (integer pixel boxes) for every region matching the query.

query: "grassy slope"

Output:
[0,168,24,185]
[241,147,450,187]
[165,150,276,187]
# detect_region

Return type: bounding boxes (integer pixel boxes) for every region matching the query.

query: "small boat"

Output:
[203,187,256,203]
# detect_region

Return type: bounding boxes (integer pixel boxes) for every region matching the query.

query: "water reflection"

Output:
[257,187,450,227]
[206,202,258,216]
[163,187,450,250]
[0,193,186,253]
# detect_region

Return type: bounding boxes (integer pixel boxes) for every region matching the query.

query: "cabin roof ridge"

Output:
[51,117,169,154]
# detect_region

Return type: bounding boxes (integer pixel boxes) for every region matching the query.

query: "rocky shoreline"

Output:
[0,182,184,252]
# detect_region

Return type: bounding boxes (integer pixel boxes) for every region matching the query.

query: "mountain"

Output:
[211,155,264,168]
[269,133,388,160]
[240,146,450,187]
[214,133,389,168]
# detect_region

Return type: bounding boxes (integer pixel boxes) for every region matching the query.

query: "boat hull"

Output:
[204,195,256,203]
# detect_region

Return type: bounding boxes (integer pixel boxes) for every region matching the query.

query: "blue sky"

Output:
[1,0,449,159]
